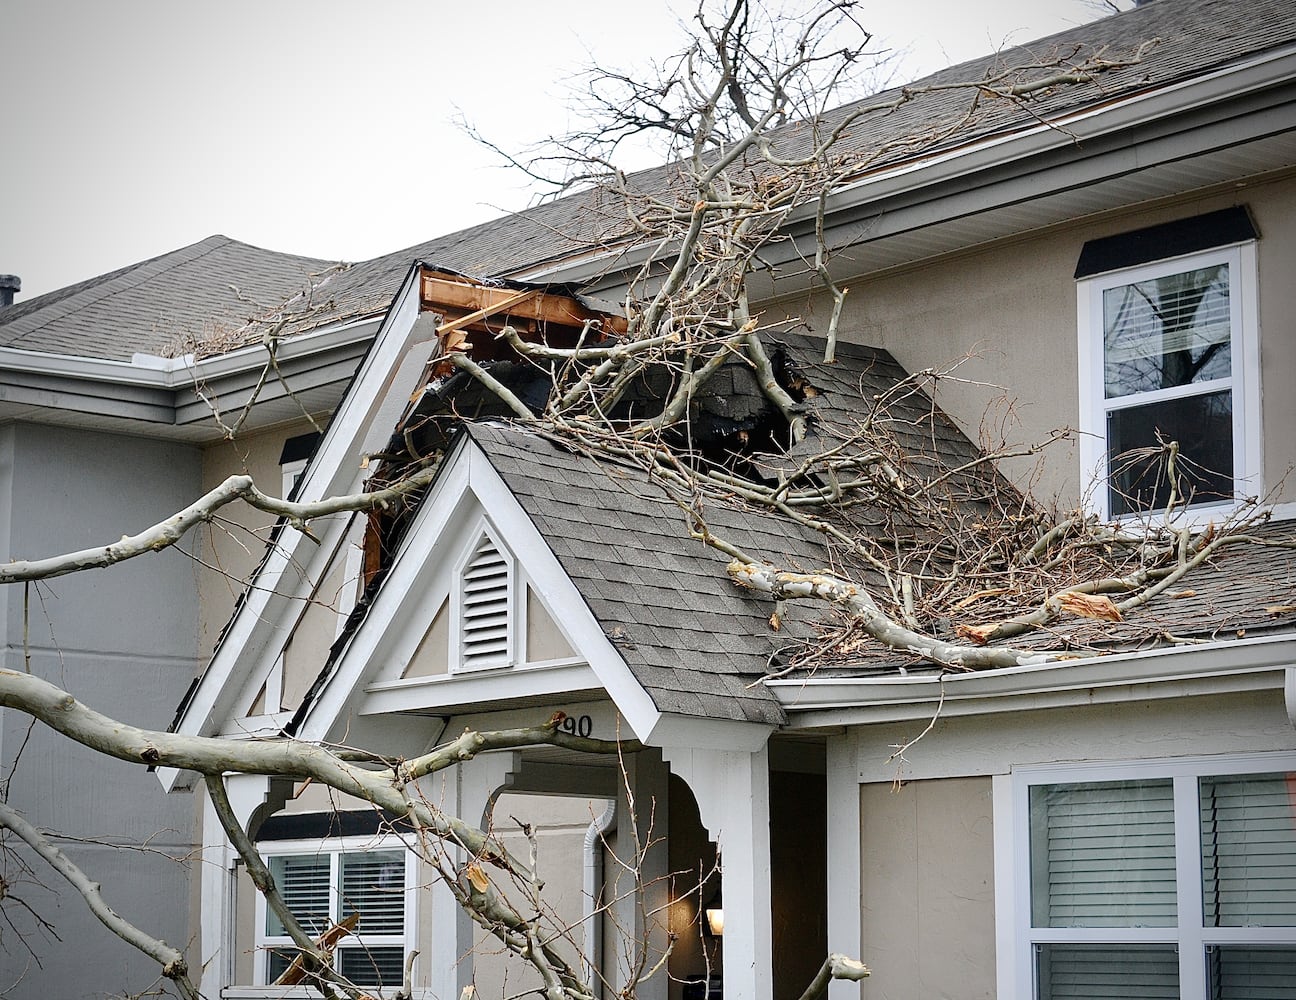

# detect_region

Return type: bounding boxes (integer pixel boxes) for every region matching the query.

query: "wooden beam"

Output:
[436,288,540,336]
[420,269,627,335]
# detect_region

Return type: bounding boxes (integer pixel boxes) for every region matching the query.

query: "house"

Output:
[4,1,1296,998]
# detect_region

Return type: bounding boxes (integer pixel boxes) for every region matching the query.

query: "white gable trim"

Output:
[162,265,439,790]
[293,432,663,746]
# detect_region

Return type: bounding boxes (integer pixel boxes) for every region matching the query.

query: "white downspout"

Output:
[582,800,618,983]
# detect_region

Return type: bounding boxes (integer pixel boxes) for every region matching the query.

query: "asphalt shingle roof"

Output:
[0,236,340,361]
[6,0,1295,361]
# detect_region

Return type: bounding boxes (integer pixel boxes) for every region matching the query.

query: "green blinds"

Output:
[1031,779,1177,927]
[1036,944,1179,999]
[1201,773,1296,927]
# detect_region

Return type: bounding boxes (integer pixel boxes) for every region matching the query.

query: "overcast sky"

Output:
[1,1,1114,301]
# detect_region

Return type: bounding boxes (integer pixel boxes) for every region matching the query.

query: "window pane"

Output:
[339,945,406,987]
[266,947,298,984]
[340,850,406,934]
[1103,264,1231,399]
[1031,780,1176,927]
[268,854,331,936]
[1107,390,1233,515]
[1037,943,1179,1000]
[1207,946,1296,999]
[1202,772,1296,927]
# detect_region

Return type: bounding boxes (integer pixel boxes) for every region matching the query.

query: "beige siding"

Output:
[280,558,348,712]
[859,776,996,1000]
[403,597,451,678]
[527,585,575,662]
[780,172,1296,507]
[198,420,319,660]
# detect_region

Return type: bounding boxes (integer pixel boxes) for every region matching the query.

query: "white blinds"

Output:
[1030,780,1177,927]
[1102,264,1231,398]
[340,850,405,934]
[267,854,331,936]
[1201,772,1296,928]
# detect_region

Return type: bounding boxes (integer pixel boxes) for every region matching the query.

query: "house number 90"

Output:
[560,714,594,738]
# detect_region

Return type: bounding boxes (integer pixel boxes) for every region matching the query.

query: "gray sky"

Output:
[1,1,1113,301]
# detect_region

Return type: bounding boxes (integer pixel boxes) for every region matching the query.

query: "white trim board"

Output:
[162,265,435,789]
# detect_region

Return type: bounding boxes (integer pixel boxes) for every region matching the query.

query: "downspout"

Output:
[1285,666,1296,728]
[582,800,618,982]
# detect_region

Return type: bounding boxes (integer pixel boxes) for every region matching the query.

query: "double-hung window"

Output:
[256,839,414,988]
[1004,754,1296,999]
[1076,210,1261,520]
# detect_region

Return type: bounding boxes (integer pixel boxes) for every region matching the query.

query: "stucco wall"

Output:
[845,687,1296,999]
[779,173,1296,508]
[859,776,996,1000]
[852,688,1296,786]
[0,422,202,999]
[198,420,318,660]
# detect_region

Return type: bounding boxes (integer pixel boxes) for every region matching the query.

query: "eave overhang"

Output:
[0,314,381,441]
[771,633,1296,729]
[520,43,1296,294]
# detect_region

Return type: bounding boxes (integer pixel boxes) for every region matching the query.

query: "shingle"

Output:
[9,1,1291,363]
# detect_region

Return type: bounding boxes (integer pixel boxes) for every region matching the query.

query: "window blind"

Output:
[1037,943,1179,1000]
[1031,780,1177,927]
[268,854,331,936]
[1207,945,1296,999]
[340,850,405,934]
[1201,772,1296,928]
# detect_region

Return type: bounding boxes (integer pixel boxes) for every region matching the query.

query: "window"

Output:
[1076,218,1260,521]
[257,841,413,988]
[1006,756,1296,1000]
[279,431,322,499]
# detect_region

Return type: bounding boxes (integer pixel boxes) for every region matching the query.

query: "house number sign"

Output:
[558,713,595,738]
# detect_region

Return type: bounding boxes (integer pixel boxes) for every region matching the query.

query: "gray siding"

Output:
[0,423,201,999]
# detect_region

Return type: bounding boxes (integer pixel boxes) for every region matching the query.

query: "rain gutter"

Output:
[769,633,1296,728]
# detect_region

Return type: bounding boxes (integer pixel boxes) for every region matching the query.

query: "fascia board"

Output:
[165,267,432,772]
[0,317,380,430]
[0,315,379,390]
[645,713,775,752]
[771,633,1296,727]
[520,45,1296,289]
[295,434,665,746]
[785,44,1296,233]
[292,434,475,744]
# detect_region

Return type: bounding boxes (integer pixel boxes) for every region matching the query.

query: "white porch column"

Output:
[426,752,517,1000]
[825,734,863,1000]
[199,773,288,997]
[608,750,671,1000]
[664,747,774,1000]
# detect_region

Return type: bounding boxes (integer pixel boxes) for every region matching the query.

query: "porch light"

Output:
[703,887,724,937]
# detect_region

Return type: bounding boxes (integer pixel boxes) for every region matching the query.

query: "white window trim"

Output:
[253,834,417,987]
[996,751,1296,1000]
[281,458,310,500]
[1076,241,1262,524]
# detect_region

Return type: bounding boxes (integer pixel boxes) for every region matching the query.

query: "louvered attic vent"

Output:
[458,533,513,670]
